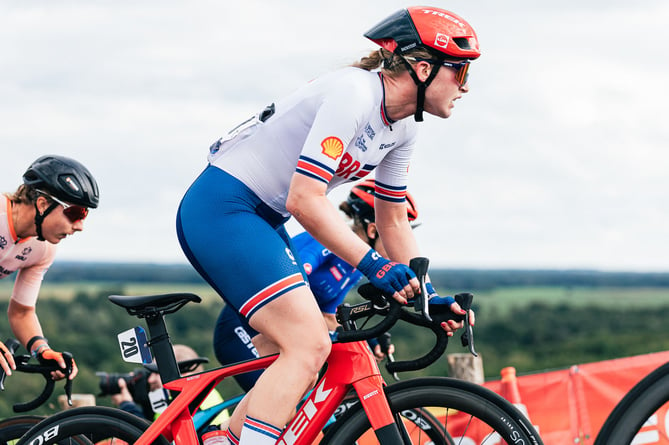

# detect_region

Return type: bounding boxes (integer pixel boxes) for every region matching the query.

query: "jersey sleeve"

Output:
[11,243,56,307]
[292,232,328,275]
[373,129,417,202]
[318,269,364,315]
[295,80,375,184]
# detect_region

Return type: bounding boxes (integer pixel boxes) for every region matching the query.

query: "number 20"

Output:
[121,338,139,359]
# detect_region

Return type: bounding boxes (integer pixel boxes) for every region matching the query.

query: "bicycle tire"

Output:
[0,415,44,445]
[15,406,169,445]
[321,377,543,445]
[594,361,669,445]
[333,394,453,445]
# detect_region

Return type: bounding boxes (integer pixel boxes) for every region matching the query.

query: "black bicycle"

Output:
[594,360,669,445]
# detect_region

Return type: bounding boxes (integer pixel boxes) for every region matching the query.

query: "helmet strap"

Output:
[34,201,58,241]
[399,57,442,122]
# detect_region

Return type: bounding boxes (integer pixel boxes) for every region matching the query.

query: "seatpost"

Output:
[144,313,180,384]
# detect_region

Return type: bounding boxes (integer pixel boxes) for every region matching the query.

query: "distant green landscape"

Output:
[0,262,667,418]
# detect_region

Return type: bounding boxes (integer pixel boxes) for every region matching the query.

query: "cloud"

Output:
[1,0,667,271]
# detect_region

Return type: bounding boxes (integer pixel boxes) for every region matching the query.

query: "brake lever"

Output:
[378,332,399,381]
[409,257,431,322]
[62,352,74,406]
[455,293,477,357]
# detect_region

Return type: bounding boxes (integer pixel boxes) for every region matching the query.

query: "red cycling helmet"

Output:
[365,6,481,121]
[365,6,481,60]
[347,179,418,223]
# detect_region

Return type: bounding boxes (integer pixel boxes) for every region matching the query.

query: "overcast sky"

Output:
[1,0,667,271]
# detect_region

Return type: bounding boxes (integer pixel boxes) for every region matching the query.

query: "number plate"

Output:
[149,388,170,414]
[117,327,152,364]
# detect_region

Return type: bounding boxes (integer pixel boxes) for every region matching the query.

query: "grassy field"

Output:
[3,280,668,311]
[469,286,669,315]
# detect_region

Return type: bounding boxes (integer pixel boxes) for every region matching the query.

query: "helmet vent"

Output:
[453,37,471,50]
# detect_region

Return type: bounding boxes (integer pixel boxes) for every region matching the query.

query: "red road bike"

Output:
[16,258,543,445]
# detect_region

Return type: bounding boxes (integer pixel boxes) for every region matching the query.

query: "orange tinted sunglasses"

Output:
[37,190,89,223]
[412,58,471,86]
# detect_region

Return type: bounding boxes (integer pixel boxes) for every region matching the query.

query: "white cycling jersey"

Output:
[0,196,56,307]
[207,67,418,215]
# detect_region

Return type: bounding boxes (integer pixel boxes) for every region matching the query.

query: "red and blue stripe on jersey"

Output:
[374,181,407,203]
[296,156,335,184]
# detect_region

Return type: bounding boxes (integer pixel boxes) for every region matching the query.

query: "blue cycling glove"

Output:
[426,282,456,307]
[357,249,416,297]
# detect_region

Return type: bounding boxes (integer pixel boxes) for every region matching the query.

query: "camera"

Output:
[96,368,149,397]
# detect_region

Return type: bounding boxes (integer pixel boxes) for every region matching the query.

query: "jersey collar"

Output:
[5,196,31,244]
[378,73,395,127]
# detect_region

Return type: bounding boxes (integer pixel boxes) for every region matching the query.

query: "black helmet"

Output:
[23,155,99,209]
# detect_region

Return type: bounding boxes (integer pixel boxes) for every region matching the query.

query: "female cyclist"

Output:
[176,6,481,445]
[1,155,99,381]
[213,180,422,392]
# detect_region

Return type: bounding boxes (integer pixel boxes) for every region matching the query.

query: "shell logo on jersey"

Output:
[321,136,344,160]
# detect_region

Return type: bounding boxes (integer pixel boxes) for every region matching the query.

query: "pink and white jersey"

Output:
[207,67,418,216]
[0,197,56,307]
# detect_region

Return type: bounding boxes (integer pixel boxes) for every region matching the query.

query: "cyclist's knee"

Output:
[290,331,330,373]
[313,332,331,363]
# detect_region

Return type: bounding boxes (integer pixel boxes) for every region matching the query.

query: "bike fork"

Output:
[353,374,406,443]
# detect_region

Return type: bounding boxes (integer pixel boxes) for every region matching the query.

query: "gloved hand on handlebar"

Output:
[367,335,395,362]
[357,249,418,304]
[37,348,78,381]
[426,282,476,336]
[0,340,16,377]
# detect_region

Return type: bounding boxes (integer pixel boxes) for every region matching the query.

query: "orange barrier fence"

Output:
[357,351,669,444]
[483,351,669,444]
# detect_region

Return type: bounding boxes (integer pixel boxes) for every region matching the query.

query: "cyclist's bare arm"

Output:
[8,300,77,380]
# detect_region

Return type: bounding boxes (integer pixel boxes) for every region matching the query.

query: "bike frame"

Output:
[136,341,397,445]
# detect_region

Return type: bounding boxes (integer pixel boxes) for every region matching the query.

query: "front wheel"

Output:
[322,377,543,445]
[15,406,169,445]
[594,362,669,445]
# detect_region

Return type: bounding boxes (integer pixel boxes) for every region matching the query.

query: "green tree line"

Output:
[44,262,669,288]
[1,263,668,419]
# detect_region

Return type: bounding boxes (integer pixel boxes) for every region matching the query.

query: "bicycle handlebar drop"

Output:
[0,338,74,413]
[334,257,476,374]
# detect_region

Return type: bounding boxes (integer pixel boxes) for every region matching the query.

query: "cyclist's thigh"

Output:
[177,167,307,319]
[248,286,329,353]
